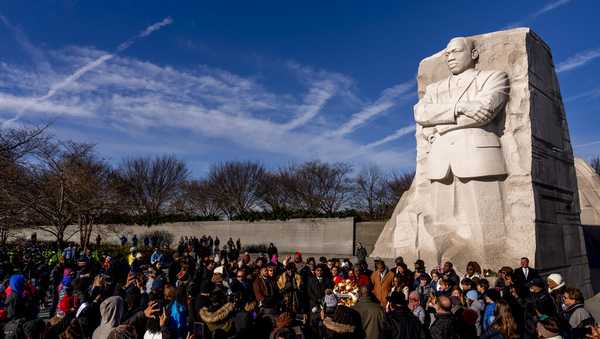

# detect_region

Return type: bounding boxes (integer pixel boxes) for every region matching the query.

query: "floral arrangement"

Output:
[333,279,359,306]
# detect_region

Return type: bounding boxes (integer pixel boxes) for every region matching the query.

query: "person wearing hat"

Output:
[199,289,235,337]
[529,278,557,318]
[547,273,566,315]
[465,290,483,336]
[379,290,427,339]
[370,258,395,307]
[211,265,230,295]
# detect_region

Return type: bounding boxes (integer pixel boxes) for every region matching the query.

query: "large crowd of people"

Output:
[0,235,597,339]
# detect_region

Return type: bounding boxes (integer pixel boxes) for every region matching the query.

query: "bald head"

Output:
[437,296,453,313]
[445,37,478,75]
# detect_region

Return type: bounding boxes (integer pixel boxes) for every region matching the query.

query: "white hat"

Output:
[547,273,565,291]
[135,252,143,259]
[214,266,224,275]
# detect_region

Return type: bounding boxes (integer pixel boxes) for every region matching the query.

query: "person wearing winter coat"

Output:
[483,289,499,332]
[93,296,125,339]
[408,291,427,325]
[430,296,459,339]
[382,291,428,339]
[560,288,595,339]
[370,259,395,307]
[353,285,385,339]
[466,290,484,336]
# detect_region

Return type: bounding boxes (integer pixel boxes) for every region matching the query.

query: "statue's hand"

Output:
[457,102,491,123]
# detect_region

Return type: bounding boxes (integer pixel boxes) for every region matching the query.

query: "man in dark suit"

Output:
[306,266,331,311]
[514,257,540,287]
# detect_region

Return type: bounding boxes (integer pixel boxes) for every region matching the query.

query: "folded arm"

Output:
[414,86,457,126]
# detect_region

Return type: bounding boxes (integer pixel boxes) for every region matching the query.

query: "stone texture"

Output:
[371,28,592,295]
[354,221,386,254]
[575,157,600,225]
[14,217,355,255]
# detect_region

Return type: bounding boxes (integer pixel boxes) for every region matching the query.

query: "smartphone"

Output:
[193,322,204,339]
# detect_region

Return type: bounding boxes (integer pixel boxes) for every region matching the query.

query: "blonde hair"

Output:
[491,300,518,339]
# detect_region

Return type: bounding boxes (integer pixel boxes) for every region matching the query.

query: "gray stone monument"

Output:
[372,28,592,295]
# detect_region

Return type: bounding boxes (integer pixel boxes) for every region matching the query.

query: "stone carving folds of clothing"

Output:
[412,67,509,266]
[414,69,509,180]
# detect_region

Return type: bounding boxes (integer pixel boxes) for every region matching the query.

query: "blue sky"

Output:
[0,0,599,177]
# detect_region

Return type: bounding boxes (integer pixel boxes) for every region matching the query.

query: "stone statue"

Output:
[371,28,592,295]
[414,37,509,264]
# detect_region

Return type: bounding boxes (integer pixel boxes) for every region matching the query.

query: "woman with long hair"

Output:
[464,261,482,280]
[482,299,519,339]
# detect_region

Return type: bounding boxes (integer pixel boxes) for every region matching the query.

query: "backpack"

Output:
[3,318,25,339]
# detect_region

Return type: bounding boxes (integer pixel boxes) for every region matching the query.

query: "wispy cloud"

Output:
[281,80,336,130]
[361,124,416,150]
[0,13,53,75]
[0,45,416,170]
[565,87,600,103]
[531,0,572,19]
[556,48,600,73]
[1,16,174,128]
[574,140,600,148]
[329,80,415,138]
[504,0,572,28]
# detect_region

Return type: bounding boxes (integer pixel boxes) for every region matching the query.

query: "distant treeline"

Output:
[1,126,413,246]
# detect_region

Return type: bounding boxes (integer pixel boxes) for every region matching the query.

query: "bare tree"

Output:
[0,126,49,242]
[386,170,415,204]
[257,169,298,212]
[0,124,49,161]
[591,156,600,176]
[62,148,114,250]
[206,161,266,218]
[180,179,221,218]
[288,161,353,214]
[353,165,389,219]
[115,155,189,226]
[14,142,100,247]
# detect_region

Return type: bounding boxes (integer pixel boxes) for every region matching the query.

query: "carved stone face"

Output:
[445,38,477,75]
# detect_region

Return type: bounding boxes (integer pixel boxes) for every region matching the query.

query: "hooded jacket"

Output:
[92,296,124,339]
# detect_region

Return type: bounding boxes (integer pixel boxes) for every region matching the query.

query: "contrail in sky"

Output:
[2,16,173,128]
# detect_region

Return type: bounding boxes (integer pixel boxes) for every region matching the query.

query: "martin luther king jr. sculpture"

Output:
[372,29,591,295]
[414,37,509,264]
